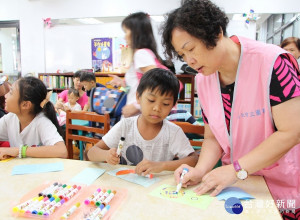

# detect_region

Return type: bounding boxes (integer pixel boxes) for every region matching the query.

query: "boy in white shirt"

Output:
[88,68,197,175]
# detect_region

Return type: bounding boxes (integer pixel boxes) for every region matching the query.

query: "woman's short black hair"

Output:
[137,68,179,106]
[161,0,229,60]
[122,12,160,60]
[73,70,84,79]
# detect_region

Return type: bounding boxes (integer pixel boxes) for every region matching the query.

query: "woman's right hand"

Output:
[174,164,204,188]
[108,75,125,88]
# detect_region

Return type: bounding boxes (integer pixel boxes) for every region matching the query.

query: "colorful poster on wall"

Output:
[91,38,113,72]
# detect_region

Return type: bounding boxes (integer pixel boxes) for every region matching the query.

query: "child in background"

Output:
[56,88,82,126]
[88,68,198,175]
[80,71,105,111]
[0,76,67,159]
[55,70,88,111]
[108,12,164,118]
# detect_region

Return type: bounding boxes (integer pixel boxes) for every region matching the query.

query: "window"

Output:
[273,14,282,32]
[283,13,294,25]
[267,15,274,38]
[283,25,293,40]
[293,19,300,38]
[266,13,300,46]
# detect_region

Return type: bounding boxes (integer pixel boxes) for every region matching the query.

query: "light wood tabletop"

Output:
[0,158,282,220]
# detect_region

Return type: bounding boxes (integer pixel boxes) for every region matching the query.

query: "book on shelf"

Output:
[194,97,202,118]
[184,83,191,99]
[177,103,191,114]
[40,75,74,89]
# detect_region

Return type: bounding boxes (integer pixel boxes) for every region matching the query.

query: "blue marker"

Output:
[176,168,189,193]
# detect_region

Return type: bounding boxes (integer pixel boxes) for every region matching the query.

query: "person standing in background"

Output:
[108,12,163,118]
[280,37,300,67]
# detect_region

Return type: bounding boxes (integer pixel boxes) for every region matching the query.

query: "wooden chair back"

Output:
[65,111,110,159]
[172,121,204,148]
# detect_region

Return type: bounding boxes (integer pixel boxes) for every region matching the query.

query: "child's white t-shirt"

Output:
[102,115,195,165]
[125,49,156,105]
[65,102,82,111]
[0,112,63,147]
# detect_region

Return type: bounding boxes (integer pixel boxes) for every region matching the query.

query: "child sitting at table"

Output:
[0,76,67,159]
[87,68,197,175]
[80,71,105,111]
[56,88,82,126]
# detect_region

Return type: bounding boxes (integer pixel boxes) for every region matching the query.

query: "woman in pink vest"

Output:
[162,0,300,218]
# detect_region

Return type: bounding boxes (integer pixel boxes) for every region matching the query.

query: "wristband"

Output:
[18,145,23,159]
[21,145,28,158]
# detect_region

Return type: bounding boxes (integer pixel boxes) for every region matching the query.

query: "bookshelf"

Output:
[38,72,197,116]
[176,74,195,116]
[38,72,75,92]
[38,72,125,91]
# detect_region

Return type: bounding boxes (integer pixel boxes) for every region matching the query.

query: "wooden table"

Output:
[0,158,282,220]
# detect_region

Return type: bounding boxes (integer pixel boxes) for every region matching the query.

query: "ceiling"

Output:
[51,13,271,32]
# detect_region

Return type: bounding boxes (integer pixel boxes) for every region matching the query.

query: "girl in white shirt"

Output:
[109,12,163,118]
[0,77,67,159]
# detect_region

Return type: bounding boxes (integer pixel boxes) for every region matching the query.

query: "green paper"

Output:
[149,184,214,209]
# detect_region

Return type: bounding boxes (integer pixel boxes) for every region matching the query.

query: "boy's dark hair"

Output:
[18,76,62,136]
[80,71,96,82]
[122,12,160,61]
[68,88,80,97]
[161,0,229,61]
[137,68,179,105]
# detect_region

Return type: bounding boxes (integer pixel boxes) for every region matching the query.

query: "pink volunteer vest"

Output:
[196,36,300,207]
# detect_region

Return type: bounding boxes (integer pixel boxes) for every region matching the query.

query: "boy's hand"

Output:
[105,148,120,165]
[135,159,164,175]
[0,147,18,160]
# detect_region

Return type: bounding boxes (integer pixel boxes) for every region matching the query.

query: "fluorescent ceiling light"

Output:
[151,15,165,22]
[76,18,104,25]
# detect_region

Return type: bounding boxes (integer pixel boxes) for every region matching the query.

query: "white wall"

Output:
[0,0,299,75]
[44,23,124,73]
[227,20,256,40]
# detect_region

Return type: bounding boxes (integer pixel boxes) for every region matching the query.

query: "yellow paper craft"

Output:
[0,157,14,162]
[149,184,214,210]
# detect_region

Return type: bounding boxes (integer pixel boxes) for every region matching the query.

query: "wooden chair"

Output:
[65,111,110,159]
[172,121,204,149]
